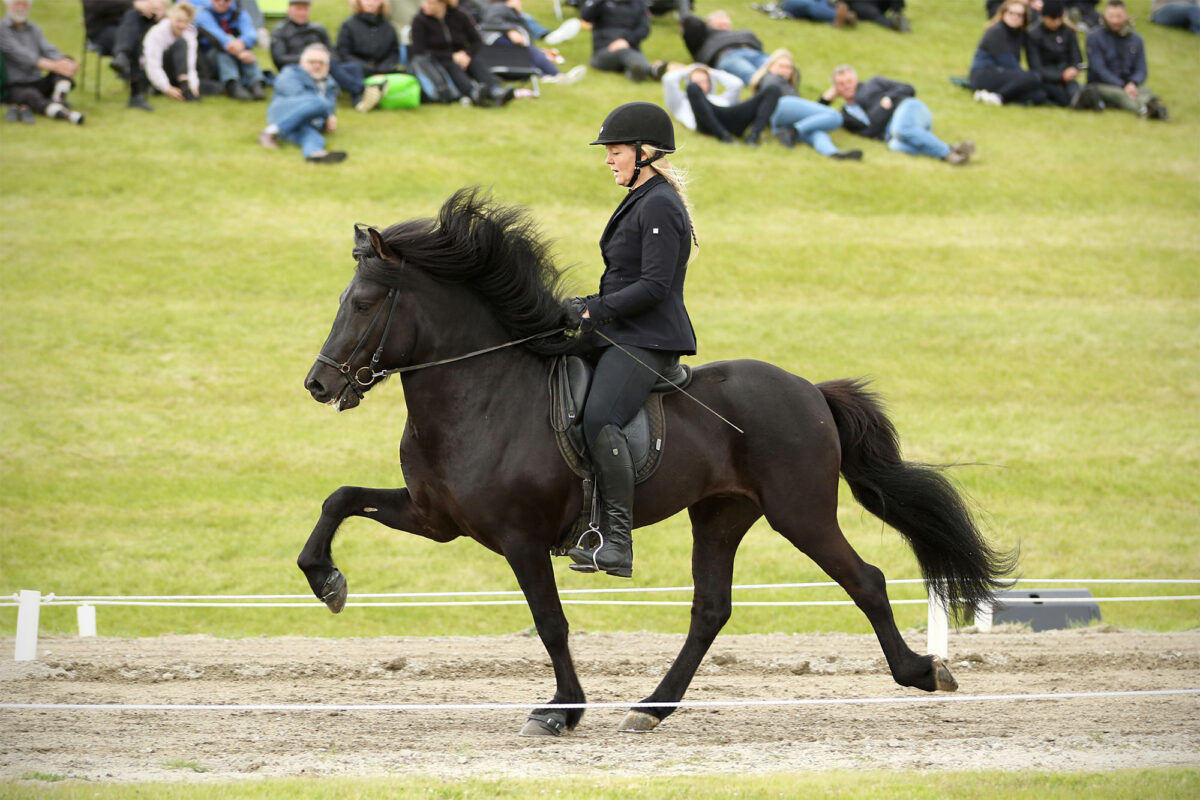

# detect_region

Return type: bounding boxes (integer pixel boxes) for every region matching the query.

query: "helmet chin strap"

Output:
[623,141,665,188]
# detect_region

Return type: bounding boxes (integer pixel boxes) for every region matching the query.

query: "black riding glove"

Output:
[565,297,594,332]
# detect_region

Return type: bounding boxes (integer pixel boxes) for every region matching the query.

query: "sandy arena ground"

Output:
[1,627,1198,782]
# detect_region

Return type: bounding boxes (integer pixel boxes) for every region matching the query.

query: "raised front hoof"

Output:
[521,711,568,737]
[618,710,661,733]
[320,570,348,614]
[931,656,959,692]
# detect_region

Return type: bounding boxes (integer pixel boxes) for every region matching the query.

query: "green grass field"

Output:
[2,768,1199,799]
[1,0,1197,645]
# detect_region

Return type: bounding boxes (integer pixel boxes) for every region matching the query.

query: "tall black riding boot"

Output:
[568,424,635,578]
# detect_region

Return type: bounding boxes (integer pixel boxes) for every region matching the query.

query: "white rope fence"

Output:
[3,688,1198,715]
[5,580,1198,662]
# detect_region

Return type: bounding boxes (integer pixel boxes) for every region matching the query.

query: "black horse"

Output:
[300,189,1016,736]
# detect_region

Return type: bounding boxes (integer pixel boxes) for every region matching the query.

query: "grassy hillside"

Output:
[1,0,1197,638]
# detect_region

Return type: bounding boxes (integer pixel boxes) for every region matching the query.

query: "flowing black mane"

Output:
[356,188,575,355]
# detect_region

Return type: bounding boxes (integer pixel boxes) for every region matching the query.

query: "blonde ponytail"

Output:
[642,146,699,254]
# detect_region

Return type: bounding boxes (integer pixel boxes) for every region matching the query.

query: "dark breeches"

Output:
[582,344,677,446]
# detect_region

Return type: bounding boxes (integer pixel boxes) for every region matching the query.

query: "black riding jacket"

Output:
[584,175,697,355]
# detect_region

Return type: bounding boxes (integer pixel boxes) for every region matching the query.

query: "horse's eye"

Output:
[354,301,373,313]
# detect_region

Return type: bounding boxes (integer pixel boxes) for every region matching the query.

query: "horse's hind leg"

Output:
[297,486,458,612]
[765,499,957,693]
[620,495,761,733]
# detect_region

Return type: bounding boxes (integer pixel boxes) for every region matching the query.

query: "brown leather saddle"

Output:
[548,354,692,555]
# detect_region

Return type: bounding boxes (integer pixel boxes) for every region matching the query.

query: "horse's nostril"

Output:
[306,377,325,395]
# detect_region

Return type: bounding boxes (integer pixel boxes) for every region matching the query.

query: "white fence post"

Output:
[77,604,97,637]
[926,586,949,659]
[14,590,41,662]
[975,599,993,633]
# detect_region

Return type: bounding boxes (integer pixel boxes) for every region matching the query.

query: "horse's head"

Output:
[304,225,411,412]
[306,190,579,411]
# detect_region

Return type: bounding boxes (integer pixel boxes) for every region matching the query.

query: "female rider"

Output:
[566,102,697,579]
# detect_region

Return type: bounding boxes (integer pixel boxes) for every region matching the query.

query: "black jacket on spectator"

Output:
[83,0,131,53]
[410,7,484,59]
[823,76,915,140]
[336,12,400,75]
[271,18,334,70]
[1026,21,1082,86]
[579,0,651,53]
[680,14,762,67]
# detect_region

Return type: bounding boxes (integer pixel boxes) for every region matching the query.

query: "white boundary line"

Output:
[2,688,1197,713]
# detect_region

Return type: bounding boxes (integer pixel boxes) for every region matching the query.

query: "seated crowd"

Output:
[1,0,1178,159]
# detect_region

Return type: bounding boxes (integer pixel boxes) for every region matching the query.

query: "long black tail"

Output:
[818,378,1017,621]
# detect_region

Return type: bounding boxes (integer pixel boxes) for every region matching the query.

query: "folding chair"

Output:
[476,26,541,98]
[78,2,108,100]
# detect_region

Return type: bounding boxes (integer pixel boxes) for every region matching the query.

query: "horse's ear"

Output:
[353,224,372,250]
[367,228,400,262]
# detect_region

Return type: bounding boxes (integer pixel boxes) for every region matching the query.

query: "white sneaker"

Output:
[544,17,581,46]
[355,83,383,113]
[974,89,1003,106]
[558,65,586,85]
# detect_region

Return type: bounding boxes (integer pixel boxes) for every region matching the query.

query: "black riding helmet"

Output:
[590,102,676,187]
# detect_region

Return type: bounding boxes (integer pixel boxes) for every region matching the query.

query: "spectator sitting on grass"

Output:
[847,0,909,31]
[273,0,365,106]
[579,0,662,83]
[765,0,855,27]
[410,0,514,107]
[1026,0,1083,107]
[259,43,347,163]
[0,0,85,124]
[820,65,974,165]
[336,0,400,112]
[131,1,203,110]
[661,63,780,146]
[970,0,1048,106]
[83,0,133,59]
[479,0,586,84]
[1085,0,1168,119]
[748,49,861,161]
[194,0,266,101]
[1151,0,1199,34]
[679,9,768,86]
[480,0,583,47]
[108,0,166,92]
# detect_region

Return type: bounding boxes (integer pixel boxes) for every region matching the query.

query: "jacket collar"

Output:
[601,174,666,243]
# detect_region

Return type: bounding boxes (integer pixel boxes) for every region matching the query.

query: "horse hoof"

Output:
[932,656,959,692]
[618,711,660,733]
[520,711,567,737]
[320,570,347,614]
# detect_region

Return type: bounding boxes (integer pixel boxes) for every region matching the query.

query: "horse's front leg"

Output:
[503,541,586,737]
[297,486,458,613]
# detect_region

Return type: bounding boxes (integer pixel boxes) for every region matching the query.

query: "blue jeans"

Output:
[1152,3,1200,33]
[715,48,769,85]
[770,96,842,156]
[331,61,365,102]
[885,97,950,160]
[521,12,551,40]
[781,0,837,21]
[272,95,330,158]
[206,49,264,87]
